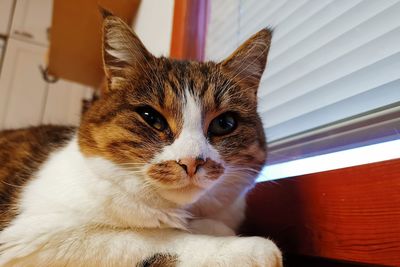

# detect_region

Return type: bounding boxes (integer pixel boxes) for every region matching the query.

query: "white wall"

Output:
[132,0,175,57]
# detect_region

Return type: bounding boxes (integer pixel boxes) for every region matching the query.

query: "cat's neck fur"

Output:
[13,136,189,233]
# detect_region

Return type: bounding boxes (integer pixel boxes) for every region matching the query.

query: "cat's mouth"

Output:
[146,159,225,204]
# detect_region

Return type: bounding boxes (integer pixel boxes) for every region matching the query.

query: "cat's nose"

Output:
[177,157,205,177]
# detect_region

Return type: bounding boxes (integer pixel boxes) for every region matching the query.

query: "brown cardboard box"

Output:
[48,0,140,88]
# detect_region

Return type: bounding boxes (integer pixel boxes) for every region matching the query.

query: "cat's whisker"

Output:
[118,163,146,166]
[120,161,145,164]
[0,181,25,189]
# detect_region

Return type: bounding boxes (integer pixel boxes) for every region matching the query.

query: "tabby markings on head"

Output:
[76,12,272,205]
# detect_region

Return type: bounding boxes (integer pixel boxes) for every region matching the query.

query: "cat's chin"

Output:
[156,184,206,205]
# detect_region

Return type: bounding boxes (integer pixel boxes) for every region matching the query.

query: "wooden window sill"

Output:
[242,158,400,266]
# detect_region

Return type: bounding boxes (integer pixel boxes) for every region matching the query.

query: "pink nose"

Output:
[177,157,205,177]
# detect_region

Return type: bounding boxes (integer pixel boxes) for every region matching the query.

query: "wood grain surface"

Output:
[243,158,400,266]
[170,0,209,61]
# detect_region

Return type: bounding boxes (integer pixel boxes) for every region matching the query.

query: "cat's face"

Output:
[78,13,271,205]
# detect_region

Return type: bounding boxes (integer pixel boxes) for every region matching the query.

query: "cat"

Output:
[0,9,282,267]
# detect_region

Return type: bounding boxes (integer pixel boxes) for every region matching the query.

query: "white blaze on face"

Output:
[153,89,221,164]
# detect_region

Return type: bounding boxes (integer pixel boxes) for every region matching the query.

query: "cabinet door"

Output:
[10,0,53,45]
[0,0,15,35]
[42,81,93,126]
[0,38,47,130]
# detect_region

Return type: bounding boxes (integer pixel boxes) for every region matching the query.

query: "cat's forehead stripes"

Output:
[81,17,270,174]
[153,60,220,106]
[152,88,222,164]
[80,57,260,167]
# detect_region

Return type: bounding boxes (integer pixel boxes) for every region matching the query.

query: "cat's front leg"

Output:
[176,234,283,267]
[0,227,282,267]
[187,192,248,236]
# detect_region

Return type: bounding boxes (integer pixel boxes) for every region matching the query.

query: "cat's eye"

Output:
[136,106,168,131]
[208,112,237,136]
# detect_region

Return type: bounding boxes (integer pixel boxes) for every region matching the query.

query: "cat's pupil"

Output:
[218,116,234,129]
[137,106,167,131]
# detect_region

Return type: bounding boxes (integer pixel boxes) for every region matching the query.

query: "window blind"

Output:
[205,0,400,163]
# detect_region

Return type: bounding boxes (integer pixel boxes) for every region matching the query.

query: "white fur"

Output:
[0,93,281,266]
[154,90,255,231]
[149,90,225,205]
[0,137,186,264]
[0,136,282,266]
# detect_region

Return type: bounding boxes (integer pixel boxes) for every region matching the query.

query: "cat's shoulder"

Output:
[0,125,76,229]
[0,125,76,170]
[0,124,76,145]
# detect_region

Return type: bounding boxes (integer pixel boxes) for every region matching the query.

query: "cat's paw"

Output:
[211,236,282,267]
[188,219,236,236]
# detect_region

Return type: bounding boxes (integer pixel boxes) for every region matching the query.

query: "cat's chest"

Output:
[17,140,108,227]
[14,138,188,232]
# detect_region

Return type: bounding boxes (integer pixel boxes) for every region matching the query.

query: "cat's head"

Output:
[78,11,271,205]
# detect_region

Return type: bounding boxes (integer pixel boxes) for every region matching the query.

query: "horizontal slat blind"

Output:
[206,0,400,161]
[206,0,240,60]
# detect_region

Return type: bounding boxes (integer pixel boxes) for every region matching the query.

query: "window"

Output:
[205,0,400,165]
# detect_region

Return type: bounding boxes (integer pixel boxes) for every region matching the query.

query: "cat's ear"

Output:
[219,28,272,94]
[100,8,153,92]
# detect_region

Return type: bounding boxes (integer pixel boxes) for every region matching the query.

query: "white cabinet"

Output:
[0,0,15,36]
[0,1,94,130]
[0,39,48,129]
[0,38,93,130]
[10,0,53,45]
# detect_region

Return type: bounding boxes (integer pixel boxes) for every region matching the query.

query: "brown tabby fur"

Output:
[136,253,178,267]
[0,125,75,230]
[78,13,270,185]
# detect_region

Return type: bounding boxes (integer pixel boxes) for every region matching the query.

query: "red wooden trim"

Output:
[242,158,400,266]
[170,0,186,59]
[170,0,209,61]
